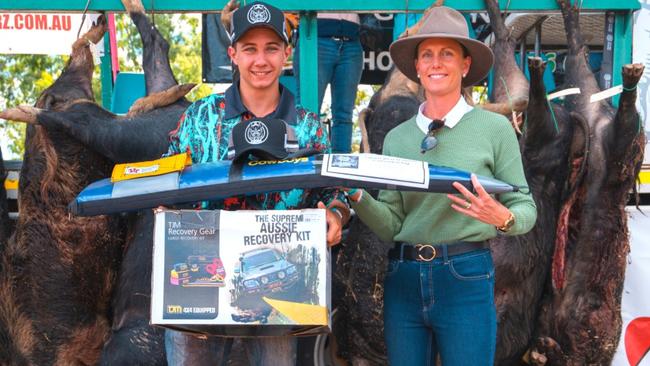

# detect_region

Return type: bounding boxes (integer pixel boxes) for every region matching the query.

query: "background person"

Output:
[294,13,363,153]
[164,2,349,365]
[346,6,536,366]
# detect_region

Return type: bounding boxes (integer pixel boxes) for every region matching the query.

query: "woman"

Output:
[346,6,536,366]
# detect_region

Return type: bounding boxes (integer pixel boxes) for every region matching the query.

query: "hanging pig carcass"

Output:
[0,0,195,363]
[483,1,590,364]
[0,16,130,365]
[481,0,530,127]
[527,1,645,365]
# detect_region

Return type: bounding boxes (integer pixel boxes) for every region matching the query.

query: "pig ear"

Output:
[40,94,57,110]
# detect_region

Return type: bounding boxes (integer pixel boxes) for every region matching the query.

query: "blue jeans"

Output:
[295,37,363,153]
[383,247,496,366]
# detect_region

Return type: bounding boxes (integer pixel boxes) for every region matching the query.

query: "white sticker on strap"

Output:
[589,85,623,103]
[547,88,581,100]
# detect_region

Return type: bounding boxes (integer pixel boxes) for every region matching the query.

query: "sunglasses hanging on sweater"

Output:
[420,119,445,154]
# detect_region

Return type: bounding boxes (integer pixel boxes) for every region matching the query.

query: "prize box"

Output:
[151,209,330,336]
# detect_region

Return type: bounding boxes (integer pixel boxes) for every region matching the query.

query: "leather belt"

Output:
[388,241,489,262]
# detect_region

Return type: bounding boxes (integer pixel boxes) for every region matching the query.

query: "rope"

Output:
[546,98,560,134]
[404,0,409,37]
[150,0,158,80]
[150,0,156,28]
[499,77,515,115]
[76,0,92,39]
[523,111,528,131]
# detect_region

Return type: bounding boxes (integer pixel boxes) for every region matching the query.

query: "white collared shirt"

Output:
[416,96,474,134]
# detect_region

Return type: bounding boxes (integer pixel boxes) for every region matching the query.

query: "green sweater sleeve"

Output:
[491,118,537,235]
[350,140,405,243]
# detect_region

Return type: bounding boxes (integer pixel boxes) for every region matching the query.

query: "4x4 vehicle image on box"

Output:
[228,245,322,324]
[232,248,299,298]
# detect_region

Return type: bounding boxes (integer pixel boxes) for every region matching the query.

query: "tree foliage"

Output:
[0,55,68,156]
[0,12,211,158]
[114,13,212,101]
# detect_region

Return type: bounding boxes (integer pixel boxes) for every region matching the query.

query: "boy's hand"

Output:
[318,201,342,247]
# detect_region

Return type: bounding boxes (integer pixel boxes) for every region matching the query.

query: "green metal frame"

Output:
[298,11,318,111]
[612,12,634,106]
[100,33,113,108]
[0,0,640,111]
[0,0,640,12]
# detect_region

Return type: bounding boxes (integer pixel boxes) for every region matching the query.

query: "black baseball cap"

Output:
[227,118,299,161]
[229,1,289,45]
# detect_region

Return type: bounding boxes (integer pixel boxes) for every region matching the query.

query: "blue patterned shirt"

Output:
[167,83,345,211]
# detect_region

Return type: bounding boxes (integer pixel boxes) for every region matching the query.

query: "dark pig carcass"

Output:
[528,1,645,364]
[98,1,192,363]
[482,1,588,364]
[0,16,130,365]
[0,0,192,364]
[482,0,530,125]
[492,56,588,366]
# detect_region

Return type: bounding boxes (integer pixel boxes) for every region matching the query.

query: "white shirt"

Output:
[415,96,474,134]
[317,13,360,24]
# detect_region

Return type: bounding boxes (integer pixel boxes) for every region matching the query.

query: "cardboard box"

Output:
[151,209,330,336]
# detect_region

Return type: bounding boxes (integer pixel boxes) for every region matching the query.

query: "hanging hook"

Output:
[76,0,92,39]
[404,0,409,36]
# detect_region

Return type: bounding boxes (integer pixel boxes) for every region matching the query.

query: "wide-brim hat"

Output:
[389,6,494,87]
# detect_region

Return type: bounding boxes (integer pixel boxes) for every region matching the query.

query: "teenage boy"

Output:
[164,2,349,365]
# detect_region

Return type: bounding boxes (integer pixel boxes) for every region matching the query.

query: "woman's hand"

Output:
[447,174,512,227]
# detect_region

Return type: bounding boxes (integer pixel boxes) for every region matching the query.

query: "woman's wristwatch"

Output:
[496,212,515,233]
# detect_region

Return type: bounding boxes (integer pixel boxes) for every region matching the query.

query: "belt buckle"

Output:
[415,244,436,262]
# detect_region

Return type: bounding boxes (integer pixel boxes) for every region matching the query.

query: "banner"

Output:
[151,209,330,336]
[611,207,650,366]
[359,13,395,85]
[0,13,103,56]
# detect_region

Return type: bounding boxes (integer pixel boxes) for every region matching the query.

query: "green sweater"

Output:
[352,108,537,246]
